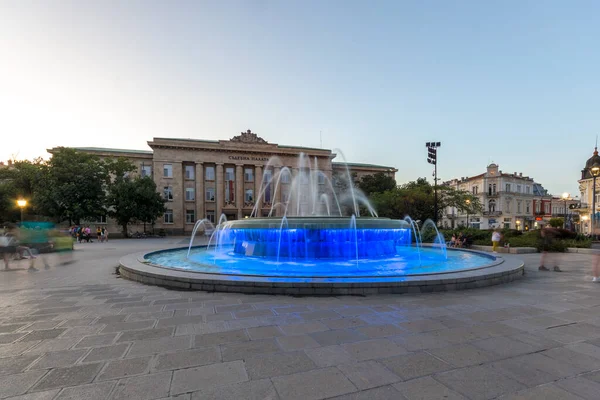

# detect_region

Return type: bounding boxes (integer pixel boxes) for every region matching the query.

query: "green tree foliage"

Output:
[548,218,564,228]
[106,176,166,237]
[357,172,396,195]
[0,159,45,221]
[368,178,481,224]
[34,148,108,224]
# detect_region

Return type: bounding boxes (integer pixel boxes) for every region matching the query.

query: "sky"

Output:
[1,0,599,197]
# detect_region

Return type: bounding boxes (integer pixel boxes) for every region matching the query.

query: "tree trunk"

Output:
[121,224,128,238]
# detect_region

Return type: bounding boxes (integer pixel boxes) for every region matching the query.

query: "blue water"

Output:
[216,228,411,259]
[145,246,495,278]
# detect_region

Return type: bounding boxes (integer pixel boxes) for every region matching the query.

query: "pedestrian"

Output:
[100,227,105,243]
[593,253,600,282]
[539,226,562,272]
[491,228,502,253]
[96,226,101,242]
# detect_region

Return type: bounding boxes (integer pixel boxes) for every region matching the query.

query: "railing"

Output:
[483,211,503,216]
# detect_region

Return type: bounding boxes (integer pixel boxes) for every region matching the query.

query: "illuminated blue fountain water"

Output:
[144,152,495,280]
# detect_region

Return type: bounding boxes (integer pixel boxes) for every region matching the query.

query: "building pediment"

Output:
[230,130,268,144]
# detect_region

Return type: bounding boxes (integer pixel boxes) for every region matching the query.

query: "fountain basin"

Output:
[119,245,524,295]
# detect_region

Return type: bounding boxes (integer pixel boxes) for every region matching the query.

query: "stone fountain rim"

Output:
[118,247,524,295]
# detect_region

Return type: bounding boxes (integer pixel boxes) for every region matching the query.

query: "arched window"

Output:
[489,199,496,212]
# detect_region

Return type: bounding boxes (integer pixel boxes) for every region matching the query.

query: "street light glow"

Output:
[16,199,27,208]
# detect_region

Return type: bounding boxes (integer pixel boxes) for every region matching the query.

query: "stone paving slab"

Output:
[1,241,600,399]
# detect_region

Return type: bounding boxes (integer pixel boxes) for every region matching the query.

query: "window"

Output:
[205,166,215,181]
[225,167,235,204]
[472,186,478,194]
[505,199,511,213]
[281,170,291,184]
[299,170,309,184]
[244,168,254,182]
[263,170,272,203]
[141,165,152,177]
[96,215,107,224]
[526,201,530,213]
[205,187,215,202]
[535,202,541,213]
[506,183,511,192]
[163,164,173,178]
[493,184,497,194]
[503,218,511,229]
[517,200,521,213]
[245,189,253,202]
[185,188,195,201]
[489,199,496,212]
[185,210,195,224]
[206,210,215,224]
[282,186,290,203]
[163,186,173,201]
[517,185,521,193]
[526,186,530,194]
[318,173,325,185]
[164,209,173,224]
[185,165,195,180]
[544,203,550,214]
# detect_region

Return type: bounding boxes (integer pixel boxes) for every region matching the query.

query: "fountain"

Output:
[120,152,525,294]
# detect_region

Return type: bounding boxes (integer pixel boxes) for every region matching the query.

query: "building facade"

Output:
[441,163,553,230]
[53,130,396,235]
[576,146,600,234]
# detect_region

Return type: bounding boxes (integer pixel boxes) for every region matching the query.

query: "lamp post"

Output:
[591,163,600,238]
[465,199,471,228]
[561,192,570,230]
[16,199,27,223]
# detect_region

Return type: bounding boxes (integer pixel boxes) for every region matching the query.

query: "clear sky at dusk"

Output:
[1,0,599,197]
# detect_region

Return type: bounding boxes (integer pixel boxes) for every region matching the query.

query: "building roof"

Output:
[68,147,153,155]
[333,162,397,170]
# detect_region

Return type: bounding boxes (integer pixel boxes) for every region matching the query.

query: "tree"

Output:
[106,176,166,237]
[34,148,108,224]
[357,172,396,195]
[548,218,564,228]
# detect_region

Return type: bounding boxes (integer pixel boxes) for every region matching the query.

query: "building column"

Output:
[236,165,243,219]
[195,163,204,222]
[216,163,224,220]
[274,166,282,216]
[255,165,263,216]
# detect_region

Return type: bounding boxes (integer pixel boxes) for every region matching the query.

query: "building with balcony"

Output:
[49,130,397,235]
[441,163,550,230]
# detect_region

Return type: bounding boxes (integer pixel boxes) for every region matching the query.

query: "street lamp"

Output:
[16,199,27,223]
[561,192,570,230]
[465,199,471,228]
[591,163,600,238]
[516,219,521,231]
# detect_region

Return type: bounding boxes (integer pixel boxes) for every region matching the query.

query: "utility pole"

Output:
[426,142,441,224]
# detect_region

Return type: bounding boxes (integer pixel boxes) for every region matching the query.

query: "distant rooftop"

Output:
[333,161,397,170]
[71,147,153,155]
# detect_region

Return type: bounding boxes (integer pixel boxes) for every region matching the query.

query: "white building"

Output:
[441,163,550,230]
[577,147,600,234]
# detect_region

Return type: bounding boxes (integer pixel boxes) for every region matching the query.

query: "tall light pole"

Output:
[591,163,600,238]
[426,142,441,224]
[561,192,570,229]
[16,199,27,223]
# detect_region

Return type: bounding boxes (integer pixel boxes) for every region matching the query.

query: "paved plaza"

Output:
[0,239,599,399]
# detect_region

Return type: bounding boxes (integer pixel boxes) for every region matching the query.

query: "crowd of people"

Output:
[0,223,74,270]
[69,225,109,243]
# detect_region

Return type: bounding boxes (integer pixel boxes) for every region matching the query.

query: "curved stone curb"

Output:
[118,250,525,295]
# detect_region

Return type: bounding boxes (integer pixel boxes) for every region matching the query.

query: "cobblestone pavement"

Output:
[0,239,599,399]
